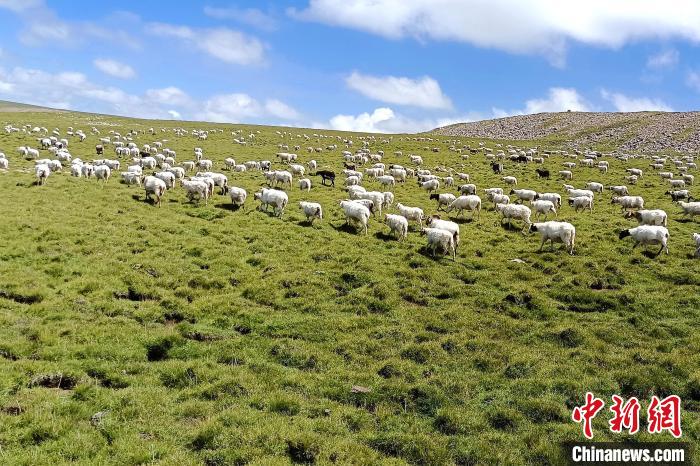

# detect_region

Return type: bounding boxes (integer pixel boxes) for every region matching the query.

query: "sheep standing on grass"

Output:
[0,157,7,170]
[425,216,460,252]
[625,209,667,226]
[569,196,593,213]
[299,178,312,192]
[255,188,288,217]
[384,214,408,240]
[612,195,644,213]
[339,200,370,234]
[396,203,424,228]
[447,195,481,220]
[693,233,700,257]
[430,193,456,211]
[619,225,669,255]
[228,187,247,208]
[530,221,576,254]
[532,200,557,220]
[496,203,531,232]
[299,201,323,224]
[143,175,167,207]
[678,201,700,220]
[35,164,50,185]
[182,179,210,205]
[421,227,456,261]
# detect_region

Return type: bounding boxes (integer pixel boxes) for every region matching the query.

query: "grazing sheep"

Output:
[35,164,50,185]
[354,191,384,217]
[612,195,644,212]
[558,170,573,180]
[121,172,142,186]
[396,202,424,227]
[565,188,594,199]
[502,176,517,185]
[535,168,550,179]
[669,179,686,189]
[0,158,7,170]
[224,158,236,170]
[155,171,176,189]
[143,175,167,206]
[339,200,370,234]
[530,221,576,254]
[429,193,456,211]
[532,200,557,220]
[316,170,335,187]
[666,190,690,202]
[458,184,476,195]
[299,201,323,223]
[484,187,503,198]
[377,175,395,189]
[678,201,700,220]
[619,225,669,255]
[496,203,532,232]
[255,188,288,217]
[510,189,537,204]
[419,179,440,193]
[586,182,604,193]
[228,187,247,207]
[181,179,211,205]
[384,214,408,240]
[693,233,700,257]
[568,196,593,213]
[299,178,312,192]
[447,195,481,220]
[490,193,510,209]
[535,192,562,208]
[421,227,456,261]
[81,164,95,178]
[307,160,317,173]
[289,163,306,176]
[425,216,460,251]
[382,191,395,208]
[625,209,667,226]
[683,174,694,185]
[94,165,111,183]
[609,185,629,196]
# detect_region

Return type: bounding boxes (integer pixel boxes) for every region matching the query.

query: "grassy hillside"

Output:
[0,109,698,465]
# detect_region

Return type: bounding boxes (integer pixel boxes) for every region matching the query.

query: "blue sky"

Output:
[1,0,699,132]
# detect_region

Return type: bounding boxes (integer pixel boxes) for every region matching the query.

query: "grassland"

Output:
[0,110,698,465]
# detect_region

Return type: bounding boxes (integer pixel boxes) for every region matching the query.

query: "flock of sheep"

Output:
[2,121,700,260]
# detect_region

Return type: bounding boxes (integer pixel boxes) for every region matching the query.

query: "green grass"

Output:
[0,110,698,465]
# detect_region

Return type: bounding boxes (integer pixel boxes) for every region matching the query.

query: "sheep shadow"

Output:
[374,231,396,242]
[417,246,453,262]
[297,219,319,227]
[452,216,478,224]
[675,218,695,224]
[331,222,362,234]
[641,249,664,259]
[215,202,243,212]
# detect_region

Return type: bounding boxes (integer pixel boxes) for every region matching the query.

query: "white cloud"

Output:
[145,86,191,106]
[326,107,481,133]
[204,6,277,31]
[601,89,672,111]
[196,93,300,123]
[345,72,452,110]
[291,0,700,65]
[167,110,182,119]
[492,87,591,117]
[647,49,679,69]
[93,58,136,79]
[0,0,43,13]
[148,23,265,65]
[686,70,700,92]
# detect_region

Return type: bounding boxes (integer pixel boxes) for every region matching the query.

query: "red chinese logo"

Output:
[609,395,640,434]
[647,395,682,438]
[572,392,605,439]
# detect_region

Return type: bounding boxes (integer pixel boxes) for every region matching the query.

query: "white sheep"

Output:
[35,164,50,185]
[384,214,408,240]
[155,171,176,189]
[298,178,312,191]
[625,209,667,226]
[530,221,576,254]
[396,203,424,227]
[121,172,142,186]
[425,216,460,251]
[619,225,669,255]
[559,170,573,180]
[0,158,7,170]
[421,227,456,261]
[678,201,700,219]
[419,179,440,193]
[228,187,247,207]
[532,200,557,220]
[382,192,395,208]
[447,195,481,220]
[94,165,111,183]
[608,185,628,196]
[568,196,593,213]
[430,193,456,211]
[585,182,603,193]
[496,203,531,232]
[354,191,384,217]
[255,188,288,217]
[510,189,537,204]
[181,179,211,205]
[502,176,517,185]
[612,195,644,212]
[143,175,167,207]
[339,200,370,234]
[377,175,395,189]
[299,201,323,223]
[693,233,700,257]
